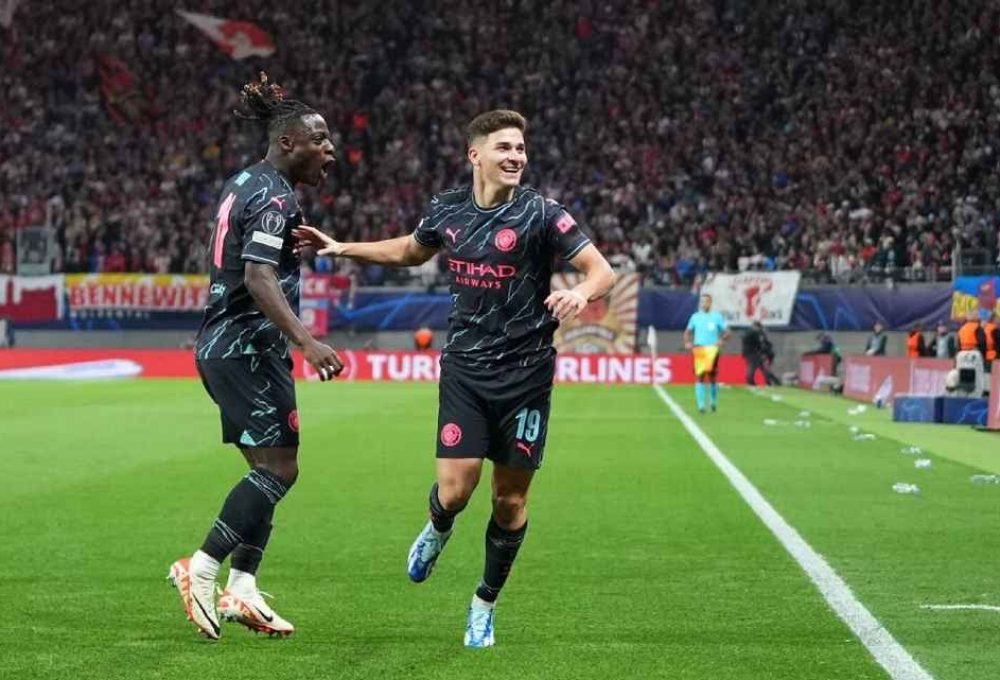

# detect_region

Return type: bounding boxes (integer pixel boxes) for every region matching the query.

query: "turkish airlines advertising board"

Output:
[0,349,746,385]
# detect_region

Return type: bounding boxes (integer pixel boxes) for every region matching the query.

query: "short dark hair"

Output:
[235,72,316,142]
[466,109,527,146]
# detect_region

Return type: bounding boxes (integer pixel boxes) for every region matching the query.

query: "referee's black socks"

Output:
[476,516,528,603]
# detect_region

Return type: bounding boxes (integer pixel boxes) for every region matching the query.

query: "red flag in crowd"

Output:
[176,10,276,60]
[96,53,152,125]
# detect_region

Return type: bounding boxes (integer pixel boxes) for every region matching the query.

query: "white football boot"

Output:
[167,557,221,640]
[463,595,496,648]
[218,586,295,637]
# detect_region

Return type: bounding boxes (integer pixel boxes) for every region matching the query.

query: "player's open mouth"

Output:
[500,165,521,177]
[320,161,335,180]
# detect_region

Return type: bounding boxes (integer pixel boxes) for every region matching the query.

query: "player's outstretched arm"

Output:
[245,262,343,381]
[293,226,436,267]
[545,244,615,322]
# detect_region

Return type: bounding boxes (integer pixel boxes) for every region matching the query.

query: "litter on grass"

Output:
[970,474,1000,485]
[921,604,1000,612]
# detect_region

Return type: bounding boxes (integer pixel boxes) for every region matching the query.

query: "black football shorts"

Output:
[197,354,300,448]
[435,358,554,470]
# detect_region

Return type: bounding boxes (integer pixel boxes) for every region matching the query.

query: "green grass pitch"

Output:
[3,380,998,679]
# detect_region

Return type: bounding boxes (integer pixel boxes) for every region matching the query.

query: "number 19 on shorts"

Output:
[514,408,542,442]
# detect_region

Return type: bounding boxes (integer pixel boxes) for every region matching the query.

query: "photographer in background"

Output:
[742,321,779,386]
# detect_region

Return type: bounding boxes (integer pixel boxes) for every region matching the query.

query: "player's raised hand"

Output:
[292,225,344,257]
[544,289,588,322]
[302,338,344,381]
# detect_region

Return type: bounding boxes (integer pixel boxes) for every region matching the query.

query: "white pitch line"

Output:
[921,604,1000,612]
[653,385,933,680]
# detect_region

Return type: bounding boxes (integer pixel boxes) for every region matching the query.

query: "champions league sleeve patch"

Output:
[261,211,286,235]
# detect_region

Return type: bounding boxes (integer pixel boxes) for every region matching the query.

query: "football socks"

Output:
[201,468,290,562]
[429,482,466,533]
[475,517,527,603]
[230,504,274,575]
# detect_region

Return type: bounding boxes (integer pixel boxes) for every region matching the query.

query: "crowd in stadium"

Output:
[2,0,1000,285]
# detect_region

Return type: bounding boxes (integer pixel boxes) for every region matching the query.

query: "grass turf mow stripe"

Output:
[653,384,934,680]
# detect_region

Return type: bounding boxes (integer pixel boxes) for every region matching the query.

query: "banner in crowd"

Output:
[798,353,835,390]
[0,275,63,322]
[842,356,952,403]
[0,349,747,385]
[698,272,801,327]
[176,10,276,60]
[96,53,154,126]
[552,273,639,353]
[952,276,1000,321]
[65,274,208,319]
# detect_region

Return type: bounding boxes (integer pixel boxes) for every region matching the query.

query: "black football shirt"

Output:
[413,185,591,369]
[196,161,302,360]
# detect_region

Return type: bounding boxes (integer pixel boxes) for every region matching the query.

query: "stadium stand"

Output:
[2,0,999,284]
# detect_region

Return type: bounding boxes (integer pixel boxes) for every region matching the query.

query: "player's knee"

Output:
[438,480,475,509]
[258,458,299,488]
[491,492,526,523]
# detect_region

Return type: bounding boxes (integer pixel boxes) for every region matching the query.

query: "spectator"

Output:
[957,310,987,361]
[906,324,927,358]
[414,327,433,351]
[931,322,957,359]
[985,312,999,369]
[865,322,888,357]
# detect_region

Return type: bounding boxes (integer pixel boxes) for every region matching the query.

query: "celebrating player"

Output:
[294,110,615,647]
[168,73,343,640]
[683,293,730,412]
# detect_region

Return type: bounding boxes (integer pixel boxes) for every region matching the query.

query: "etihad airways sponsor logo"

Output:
[448,258,516,289]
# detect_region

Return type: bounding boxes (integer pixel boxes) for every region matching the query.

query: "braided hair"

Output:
[235,72,316,142]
